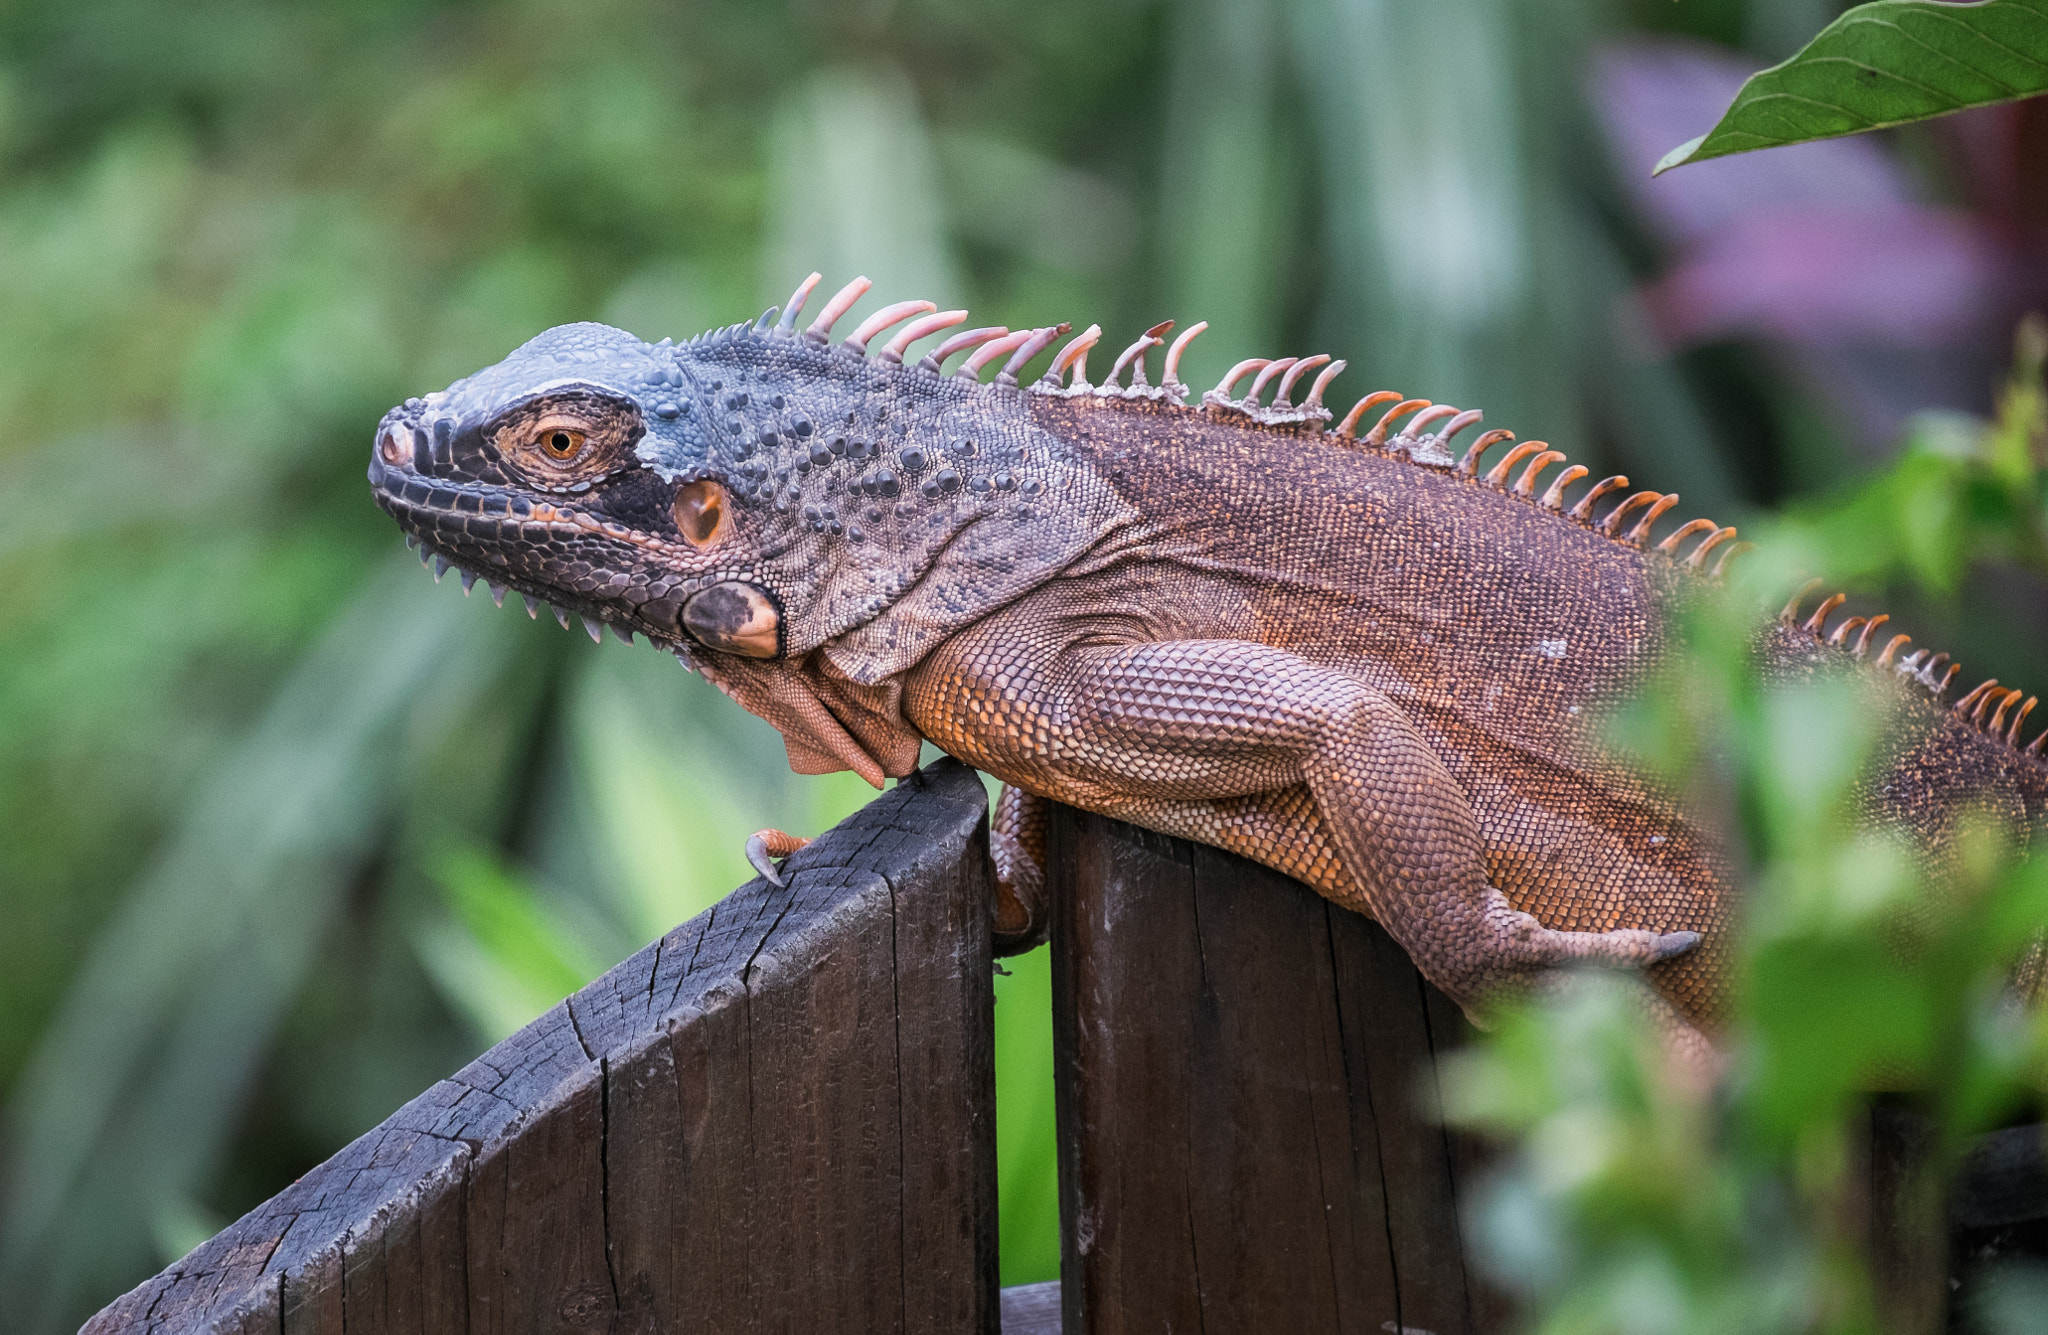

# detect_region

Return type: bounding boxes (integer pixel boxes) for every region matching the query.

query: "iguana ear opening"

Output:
[673,478,731,548]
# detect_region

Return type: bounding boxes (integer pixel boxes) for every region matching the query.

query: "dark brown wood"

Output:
[1951,1121,2048,1330]
[86,758,1000,1335]
[93,762,2048,1335]
[1047,802,1501,1335]
[1865,1101,1945,1335]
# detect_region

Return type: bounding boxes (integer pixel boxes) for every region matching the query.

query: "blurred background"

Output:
[1,0,2044,1329]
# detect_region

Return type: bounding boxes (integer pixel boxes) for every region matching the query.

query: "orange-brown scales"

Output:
[368,273,2048,1051]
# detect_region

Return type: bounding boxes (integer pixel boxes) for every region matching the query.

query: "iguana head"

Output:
[368,278,1130,685]
[369,318,776,657]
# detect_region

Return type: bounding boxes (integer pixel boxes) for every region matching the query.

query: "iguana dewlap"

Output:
[368,273,2048,1039]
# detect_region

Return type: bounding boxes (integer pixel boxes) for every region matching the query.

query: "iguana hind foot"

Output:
[991,784,1051,955]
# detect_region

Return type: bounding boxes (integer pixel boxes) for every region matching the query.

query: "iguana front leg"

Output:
[912,636,1699,1015]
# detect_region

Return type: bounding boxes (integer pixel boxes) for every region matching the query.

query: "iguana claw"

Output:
[1654,930,1702,962]
[746,828,810,887]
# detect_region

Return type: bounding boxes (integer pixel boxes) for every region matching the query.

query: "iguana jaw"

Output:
[367,394,726,651]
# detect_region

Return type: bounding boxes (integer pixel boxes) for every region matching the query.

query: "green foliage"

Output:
[993,946,1064,1287]
[1657,0,2048,174]
[1771,317,2048,594]
[416,846,603,1044]
[1442,333,2048,1334]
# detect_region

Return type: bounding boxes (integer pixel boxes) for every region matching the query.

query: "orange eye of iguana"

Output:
[541,428,586,460]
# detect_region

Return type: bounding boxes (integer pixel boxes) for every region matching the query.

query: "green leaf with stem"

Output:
[1655,0,2048,175]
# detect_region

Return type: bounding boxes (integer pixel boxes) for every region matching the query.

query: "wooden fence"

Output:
[85,758,2048,1333]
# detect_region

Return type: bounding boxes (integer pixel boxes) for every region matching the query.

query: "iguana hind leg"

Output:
[914,637,1698,1015]
[991,784,1051,954]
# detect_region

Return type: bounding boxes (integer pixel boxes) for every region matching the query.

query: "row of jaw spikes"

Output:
[749,275,1756,572]
[1782,580,2047,756]
[405,534,660,652]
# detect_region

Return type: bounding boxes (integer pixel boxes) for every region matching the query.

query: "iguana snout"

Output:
[367,321,768,653]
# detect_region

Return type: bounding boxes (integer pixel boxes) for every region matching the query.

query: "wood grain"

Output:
[86,759,999,1335]
[1047,801,1500,1335]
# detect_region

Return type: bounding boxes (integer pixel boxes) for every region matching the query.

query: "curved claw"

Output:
[958,329,1034,379]
[1366,397,1432,446]
[746,828,812,887]
[878,309,969,363]
[1434,408,1485,452]
[998,324,1071,387]
[1396,403,1460,439]
[922,325,1009,374]
[1685,525,1740,569]
[1653,930,1702,962]
[1042,325,1104,388]
[1108,320,1174,388]
[1302,359,1347,410]
[1211,359,1270,401]
[1246,357,1298,407]
[1336,390,1405,437]
[1274,355,1330,409]
[1512,450,1568,498]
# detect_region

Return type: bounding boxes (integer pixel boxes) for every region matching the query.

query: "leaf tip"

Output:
[1652,134,1707,177]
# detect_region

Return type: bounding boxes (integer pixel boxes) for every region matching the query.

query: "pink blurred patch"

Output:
[1639,205,2005,349]
[1592,37,2015,359]
[1592,39,1913,246]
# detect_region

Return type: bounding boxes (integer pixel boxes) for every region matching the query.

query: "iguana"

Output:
[367,272,2048,1048]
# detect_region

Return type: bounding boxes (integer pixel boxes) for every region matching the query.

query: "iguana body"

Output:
[368,274,2048,1040]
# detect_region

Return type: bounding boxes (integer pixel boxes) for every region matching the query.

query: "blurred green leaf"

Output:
[1442,343,2048,1327]
[1769,318,2048,594]
[1656,0,2048,174]
[993,944,1060,1286]
[0,554,547,1326]
[415,846,601,1045]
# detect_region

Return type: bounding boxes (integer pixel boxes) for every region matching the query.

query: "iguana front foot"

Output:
[991,784,1050,955]
[745,828,809,886]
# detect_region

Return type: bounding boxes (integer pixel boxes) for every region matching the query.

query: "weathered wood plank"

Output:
[999,1280,1062,1333]
[85,759,999,1335]
[1047,801,1493,1335]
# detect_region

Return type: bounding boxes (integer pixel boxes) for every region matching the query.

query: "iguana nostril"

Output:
[681,582,779,659]
[379,428,412,467]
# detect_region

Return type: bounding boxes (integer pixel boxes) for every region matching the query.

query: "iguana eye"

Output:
[484,386,640,483]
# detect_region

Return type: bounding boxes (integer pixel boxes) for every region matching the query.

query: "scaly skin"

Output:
[366,282,2048,1041]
